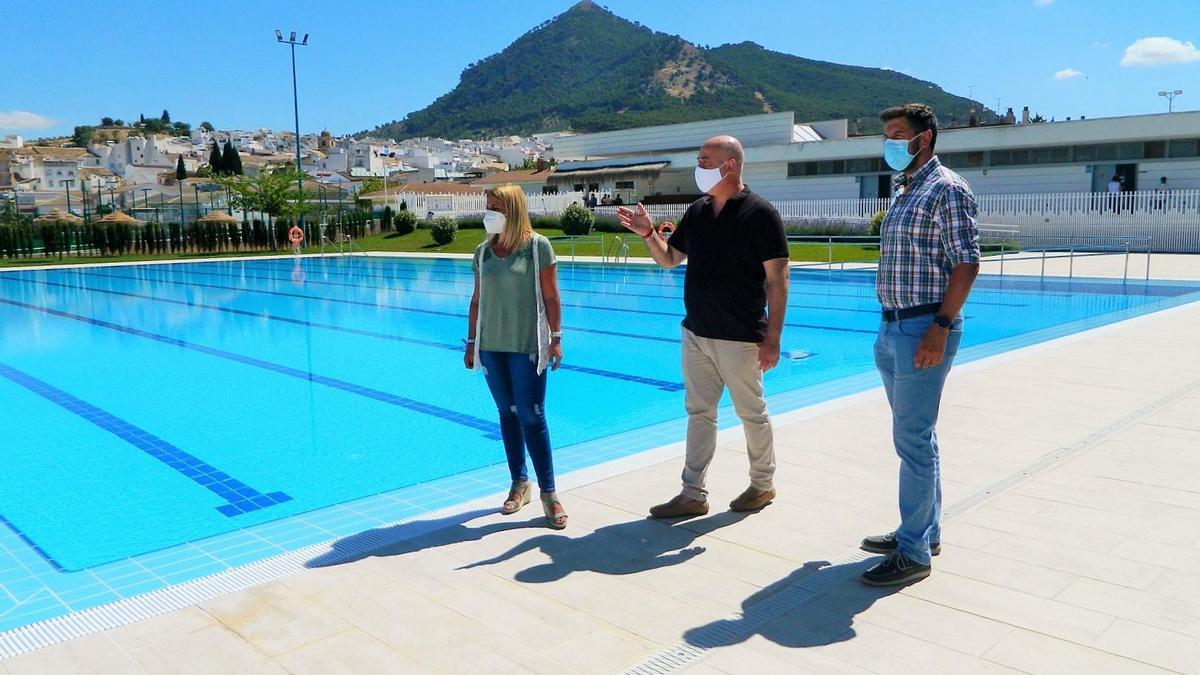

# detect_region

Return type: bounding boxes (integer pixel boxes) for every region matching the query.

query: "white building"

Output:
[550,110,1200,201]
[0,135,23,149]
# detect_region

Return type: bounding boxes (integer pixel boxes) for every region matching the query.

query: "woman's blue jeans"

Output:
[873,314,963,565]
[479,350,556,492]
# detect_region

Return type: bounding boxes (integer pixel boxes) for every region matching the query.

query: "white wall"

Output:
[955,165,1091,195]
[1138,159,1200,191]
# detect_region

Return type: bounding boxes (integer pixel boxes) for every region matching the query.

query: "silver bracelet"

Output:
[549,331,562,339]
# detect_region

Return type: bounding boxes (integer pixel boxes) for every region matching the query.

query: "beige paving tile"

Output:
[807,614,1025,675]
[272,629,404,675]
[1092,618,1200,673]
[978,530,1166,590]
[127,625,286,675]
[1110,536,1200,573]
[200,580,354,657]
[902,571,1116,644]
[0,633,146,675]
[1055,576,1200,638]
[107,606,221,651]
[957,506,1126,553]
[1146,568,1200,601]
[931,545,1078,598]
[983,629,1175,675]
[699,634,877,674]
[1035,501,1200,548]
[829,588,1015,656]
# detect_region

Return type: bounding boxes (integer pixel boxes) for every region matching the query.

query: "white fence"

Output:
[387,188,1200,252]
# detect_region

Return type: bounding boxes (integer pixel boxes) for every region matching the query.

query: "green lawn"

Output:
[0,228,881,267]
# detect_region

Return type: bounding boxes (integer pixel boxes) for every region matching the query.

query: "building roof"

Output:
[363,181,481,197]
[11,146,89,160]
[471,168,552,186]
[80,167,115,177]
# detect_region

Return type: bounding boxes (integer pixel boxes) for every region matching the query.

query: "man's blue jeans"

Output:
[873,314,963,565]
[479,350,556,492]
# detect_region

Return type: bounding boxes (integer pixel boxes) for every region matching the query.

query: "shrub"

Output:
[381,205,393,231]
[559,203,594,236]
[868,210,886,236]
[394,209,418,235]
[430,216,458,245]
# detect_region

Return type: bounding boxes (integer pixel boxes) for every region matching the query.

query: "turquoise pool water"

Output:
[0,256,1197,631]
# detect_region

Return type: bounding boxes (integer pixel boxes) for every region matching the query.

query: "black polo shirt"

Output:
[667,187,789,342]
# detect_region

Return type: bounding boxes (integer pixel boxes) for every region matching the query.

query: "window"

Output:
[940,151,985,168]
[845,157,883,173]
[1029,146,1070,164]
[615,180,634,190]
[572,183,584,192]
[1169,139,1199,158]
[1144,141,1166,159]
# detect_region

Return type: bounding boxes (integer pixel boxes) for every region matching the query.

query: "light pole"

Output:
[276,29,308,228]
[193,185,201,218]
[139,188,152,221]
[1158,89,1183,113]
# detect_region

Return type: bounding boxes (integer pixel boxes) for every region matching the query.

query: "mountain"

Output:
[362,1,986,139]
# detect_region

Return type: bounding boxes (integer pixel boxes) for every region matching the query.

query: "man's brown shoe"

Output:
[729,486,775,512]
[649,495,709,519]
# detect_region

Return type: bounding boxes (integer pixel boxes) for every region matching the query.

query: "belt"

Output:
[881,302,941,322]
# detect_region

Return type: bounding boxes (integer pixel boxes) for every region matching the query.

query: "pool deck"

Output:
[3,255,1200,674]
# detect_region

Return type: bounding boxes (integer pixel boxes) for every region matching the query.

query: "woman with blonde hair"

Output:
[464,184,567,529]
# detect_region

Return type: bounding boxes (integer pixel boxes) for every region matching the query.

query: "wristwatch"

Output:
[933,315,952,330]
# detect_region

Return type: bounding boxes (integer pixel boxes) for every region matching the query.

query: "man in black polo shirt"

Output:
[618,135,790,518]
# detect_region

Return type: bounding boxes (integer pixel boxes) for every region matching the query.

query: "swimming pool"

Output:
[1,255,1198,632]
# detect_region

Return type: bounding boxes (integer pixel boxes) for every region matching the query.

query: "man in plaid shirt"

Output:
[860,104,981,587]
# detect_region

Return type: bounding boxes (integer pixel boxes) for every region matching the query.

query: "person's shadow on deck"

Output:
[682,558,900,649]
[305,508,545,568]
[459,511,750,582]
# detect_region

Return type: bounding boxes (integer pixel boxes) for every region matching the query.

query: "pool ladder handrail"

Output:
[605,235,630,265]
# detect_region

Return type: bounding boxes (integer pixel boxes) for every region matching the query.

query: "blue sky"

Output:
[3,0,1197,139]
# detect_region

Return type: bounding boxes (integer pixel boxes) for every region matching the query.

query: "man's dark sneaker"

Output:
[860,532,941,556]
[860,552,931,587]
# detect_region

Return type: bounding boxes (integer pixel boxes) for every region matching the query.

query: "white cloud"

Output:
[0,111,58,131]
[1121,37,1200,66]
[1054,68,1083,80]
[1092,41,1110,48]
[1033,0,1053,6]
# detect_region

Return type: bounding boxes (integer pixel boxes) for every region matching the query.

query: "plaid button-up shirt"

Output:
[876,156,980,311]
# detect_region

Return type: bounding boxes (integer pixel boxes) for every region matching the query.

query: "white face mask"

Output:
[694,163,726,194]
[483,210,506,234]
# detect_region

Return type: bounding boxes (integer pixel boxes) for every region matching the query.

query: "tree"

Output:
[209,142,223,173]
[200,121,215,132]
[175,156,187,181]
[101,117,114,127]
[72,126,95,148]
[223,141,242,175]
[139,113,145,124]
[216,166,312,224]
[171,122,191,137]
[113,119,125,127]
[161,109,171,123]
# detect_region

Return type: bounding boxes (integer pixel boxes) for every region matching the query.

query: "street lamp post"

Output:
[276,30,308,229]
[193,185,201,219]
[108,187,116,212]
[1158,90,1183,113]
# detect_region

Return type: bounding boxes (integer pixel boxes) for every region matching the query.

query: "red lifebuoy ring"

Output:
[288,226,304,244]
[658,222,676,237]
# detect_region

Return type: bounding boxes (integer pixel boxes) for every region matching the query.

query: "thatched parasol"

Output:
[33,208,84,225]
[94,210,143,225]
[196,210,238,225]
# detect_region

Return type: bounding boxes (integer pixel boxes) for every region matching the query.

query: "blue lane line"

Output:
[131,263,903,317]
[5,276,686,393]
[241,257,1036,309]
[0,362,293,520]
[84,267,878,336]
[81,269,682,345]
[0,297,503,439]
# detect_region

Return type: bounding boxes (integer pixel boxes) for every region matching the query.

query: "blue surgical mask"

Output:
[883,135,919,172]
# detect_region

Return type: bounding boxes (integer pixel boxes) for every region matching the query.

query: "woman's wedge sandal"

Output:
[501,481,531,515]
[541,492,568,530]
